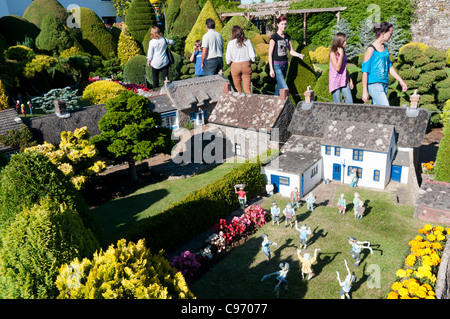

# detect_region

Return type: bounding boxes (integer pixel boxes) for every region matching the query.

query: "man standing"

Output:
[201,18,224,76]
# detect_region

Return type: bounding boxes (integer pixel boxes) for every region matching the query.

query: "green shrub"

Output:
[424,47,446,63]
[0,151,91,232]
[434,123,450,182]
[81,80,127,105]
[125,0,157,46]
[172,0,202,38]
[35,14,77,54]
[123,54,148,85]
[23,0,70,28]
[446,48,450,66]
[4,45,35,62]
[398,45,424,64]
[0,15,40,47]
[413,55,430,68]
[165,0,184,35]
[72,7,117,59]
[122,161,265,253]
[0,198,99,299]
[440,99,450,125]
[286,45,317,104]
[23,54,58,79]
[56,239,195,299]
[313,67,333,101]
[117,27,143,66]
[219,15,260,53]
[437,88,450,104]
[184,0,223,54]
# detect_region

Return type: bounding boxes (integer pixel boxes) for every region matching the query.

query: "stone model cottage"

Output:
[263,92,430,198]
[0,108,24,159]
[207,86,295,160]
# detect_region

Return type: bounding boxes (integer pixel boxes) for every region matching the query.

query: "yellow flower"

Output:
[58,163,74,176]
[387,291,398,299]
[416,289,427,298]
[436,234,446,242]
[398,287,409,297]
[424,224,433,231]
[414,235,423,242]
[427,234,436,241]
[396,269,407,278]
[405,254,416,267]
[391,282,403,291]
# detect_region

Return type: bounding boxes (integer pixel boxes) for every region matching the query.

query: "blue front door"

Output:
[332,163,341,181]
[391,165,402,182]
[270,175,280,193]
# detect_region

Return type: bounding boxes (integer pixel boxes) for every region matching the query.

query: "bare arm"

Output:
[389,67,407,92]
[268,39,275,78]
[288,40,304,59]
[361,47,374,103]
[329,50,343,71]
[201,47,208,70]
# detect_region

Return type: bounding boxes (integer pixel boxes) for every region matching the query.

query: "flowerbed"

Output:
[88,76,151,93]
[170,205,267,281]
[421,161,435,174]
[387,224,449,299]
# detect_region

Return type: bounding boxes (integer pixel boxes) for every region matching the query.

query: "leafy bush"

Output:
[56,239,195,299]
[23,54,58,79]
[171,0,202,38]
[0,79,8,110]
[434,123,450,182]
[123,161,266,253]
[0,198,99,299]
[0,15,40,47]
[286,45,317,104]
[23,0,70,29]
[184,0,223,53]
[31,87,81,113]
[35,14,78,54]
[123,55,148,85]
[117,26,143,66]
[313,67,333,101]
[309,46,330,64]
[81,79,127,105]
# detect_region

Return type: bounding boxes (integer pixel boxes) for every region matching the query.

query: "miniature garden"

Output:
[0,0,449,300]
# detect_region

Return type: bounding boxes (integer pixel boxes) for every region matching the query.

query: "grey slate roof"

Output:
[264,151,322,175]
[288,102,430,148]
[208,92,292,131]
[160,75,230,111]
[281,134,322,155]
[321,120,394,153]
[0,108,23,152]
[393,150,410,166]
[148,94,176,113]
[23,104,107,146]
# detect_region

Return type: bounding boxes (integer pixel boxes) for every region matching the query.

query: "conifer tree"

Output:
[0,79,8,110]
[386,16,407,59]
[171,0,202,38]
[125,0,157,46]
[331,17,358,61]
[35,14,76,54]
[117,25,143,66]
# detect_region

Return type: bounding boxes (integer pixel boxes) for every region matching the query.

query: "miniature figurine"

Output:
[352,192,362,218]
[261,233,278,262]
[27,101,33,115]
[297,248,320,281]
[350,168,358,187]
[261,262,289,298]
[355,200,365,220]
[336,259,357,299]
[305,192,316,211]
[15,100,20,113]
[337,193,346,214]
[270,201,281,225]
[295,221,312,249]
[20,104,26,117]
[348,236,373,266]
[234,184,247,208]
[283,203,295,228]
[266,181,274,196]
[290,187,301,209]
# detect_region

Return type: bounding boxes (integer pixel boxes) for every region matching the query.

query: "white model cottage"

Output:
[264,97,430,197]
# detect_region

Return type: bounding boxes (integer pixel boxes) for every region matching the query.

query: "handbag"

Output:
[164,38,174,65]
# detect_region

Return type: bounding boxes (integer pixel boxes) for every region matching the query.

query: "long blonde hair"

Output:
[150,26,162,39]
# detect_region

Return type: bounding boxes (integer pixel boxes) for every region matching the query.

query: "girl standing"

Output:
[226,25,256,93]
[147,27,174,90]
[329,32,353,103]
[361,22,407,106]
[190,40,205,77]
[269,15,304,96]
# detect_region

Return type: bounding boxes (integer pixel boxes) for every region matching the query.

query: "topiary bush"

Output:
[123,55,148,85]
[313,67,333,102]
[286,45,317,105]
[310,46,330,64]
[125,0,157,47]
[219,15,261,55]
[81,80,127,105]
[117,25,143,66]
[433,122,450,183]
[171,0,202,38]
[56,239,195,299]
[0,15,40,47]
[0,197,99,299]
[35,13,79,54]
[23,0,70,29]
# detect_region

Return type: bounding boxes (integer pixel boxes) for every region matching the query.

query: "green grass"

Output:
[189,185,427,299]
[93,162,238,245]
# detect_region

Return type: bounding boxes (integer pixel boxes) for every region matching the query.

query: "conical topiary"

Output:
[125,0,157,46]
[219,15,260,52]
[313,67,333,102]
[171,0,201,38]
[286,45,317,105]
[184,0,223,54]
[23,0,70,29]
[165,0,183,35]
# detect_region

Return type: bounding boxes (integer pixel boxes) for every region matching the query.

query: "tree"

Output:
[90,91,174,181]
[171,0,201,38]
[354,18,375,56]
[112,0,133,17]
[0,198,99,299]
[125,0,157,46]
[286,45,317,105]
[56,239,195,299]
[35,14,76,54]
[117,25,143,66]
[386,16,407,59]
[331,17,358,61]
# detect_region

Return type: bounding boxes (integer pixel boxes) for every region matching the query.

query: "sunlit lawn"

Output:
[93,162,238,246]
[190,185,427,299]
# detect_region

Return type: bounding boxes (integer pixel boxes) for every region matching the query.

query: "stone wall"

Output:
[410,0,450,50]
[414,175,450,225]
[436,236,450,299]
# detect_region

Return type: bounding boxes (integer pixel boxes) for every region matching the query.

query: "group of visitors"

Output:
[146,15,407,106]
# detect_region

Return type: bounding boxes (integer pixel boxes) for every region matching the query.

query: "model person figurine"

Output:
[290,187,301,209]
[336,259,357,299]
[271,201,280,225]
[352,192,362,218]
[337,193,346,214]
[297,248,320,281]
[266,181,274,196]
[305,192,316,211]
[261,262,289,298]
[348,236,373,266]
[283,203,295,228]
[235,184,247,208]
[261,233,278,262]
[349,168,358,187]
[295,221,312,249]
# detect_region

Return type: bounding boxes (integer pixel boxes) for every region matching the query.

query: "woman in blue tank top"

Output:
[361,22,407,106]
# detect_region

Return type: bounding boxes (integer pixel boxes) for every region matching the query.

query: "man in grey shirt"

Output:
[201,18,224,76]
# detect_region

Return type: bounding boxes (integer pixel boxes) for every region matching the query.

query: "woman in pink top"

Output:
[329,32,353,103]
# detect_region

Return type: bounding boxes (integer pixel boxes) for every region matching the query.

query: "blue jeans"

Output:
[368,82,389,106]
[274,62,288,96]
[204,57,223,76]
[331,84,353,103]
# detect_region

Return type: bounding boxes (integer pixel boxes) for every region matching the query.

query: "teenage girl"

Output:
[329,32,354,103]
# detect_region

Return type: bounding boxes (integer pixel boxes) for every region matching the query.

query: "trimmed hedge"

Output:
[23,0,70,29]
[0,15,40,47]
[123,54,148,85]
[125,0,157,46]
[122,161,266,253]
[434,122,450,183]
[286,45,317,105]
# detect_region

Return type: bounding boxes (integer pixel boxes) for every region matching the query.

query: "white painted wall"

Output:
[264,169,301,198]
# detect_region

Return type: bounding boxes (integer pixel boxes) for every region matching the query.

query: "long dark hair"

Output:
[276,15,288,30]
[232,25,247,47]
[373,21,393,38]
[330,32,347,54]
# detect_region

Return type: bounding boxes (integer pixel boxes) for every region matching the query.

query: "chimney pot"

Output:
[410,89,420,109]
[279,88,289,101]
[304,86,314,104]
[223,83,231,94]
[54,99,67,115]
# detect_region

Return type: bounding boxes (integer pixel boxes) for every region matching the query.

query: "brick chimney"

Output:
[54,99,67,116]
[279,88,289,101]
[410,89,420,108]
[304,86,314,104]
[223,82,231,94]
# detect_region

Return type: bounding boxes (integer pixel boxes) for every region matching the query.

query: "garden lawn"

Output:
[93,163,238,246]
[190,185,427,299]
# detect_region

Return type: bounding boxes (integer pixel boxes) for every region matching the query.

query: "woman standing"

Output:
[226,25,256,93]
[269,15,304,96]
[147,27,174,90]
[329,32,353,103]
[361,22,407,106]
